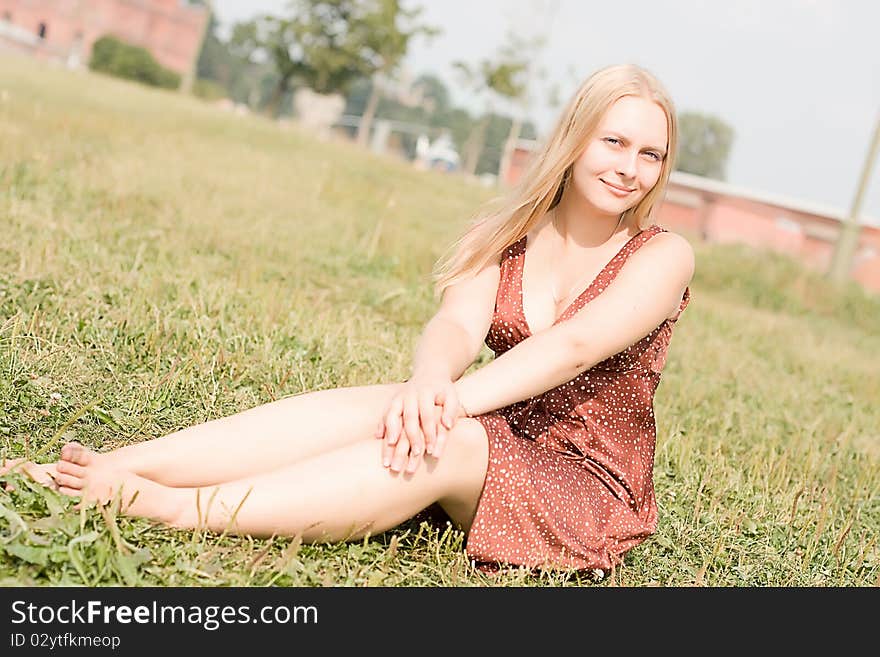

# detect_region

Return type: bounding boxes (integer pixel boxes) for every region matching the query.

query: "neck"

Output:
[552,192,631,249]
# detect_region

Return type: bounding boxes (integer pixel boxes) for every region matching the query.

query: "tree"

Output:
[478,113,537,178]
[196,12,262,105]
[229,0,377,118]
[453,42,529,176]
[179,0,212,94]
[411,73,451,117]
[353,0,440,147]
[493,31,549,183]
[675,112,735,180]
[195,12,228,82]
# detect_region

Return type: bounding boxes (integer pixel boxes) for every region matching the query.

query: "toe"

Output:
[0,458,27,475]
[61,442,91,466]
[56,460,86,477]
[53,472,83,490]
[58,486,82,500]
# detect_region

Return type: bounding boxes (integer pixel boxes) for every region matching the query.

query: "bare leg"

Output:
[53,419,490,540]
[0,458,59,490]
[74,382,406,487]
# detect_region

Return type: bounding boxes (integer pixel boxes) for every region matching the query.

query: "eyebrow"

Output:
[607,132,667,156]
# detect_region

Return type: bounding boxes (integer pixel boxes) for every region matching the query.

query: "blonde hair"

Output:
[431,62,678,300]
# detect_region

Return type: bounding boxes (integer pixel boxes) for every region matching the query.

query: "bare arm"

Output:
[409,256,500,382]
[455,232,694,417]
[377,251,501,471]
[453,322,585,416]
[410,317,482,382]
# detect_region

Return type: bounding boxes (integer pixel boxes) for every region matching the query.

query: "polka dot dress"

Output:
[466,224,691,572]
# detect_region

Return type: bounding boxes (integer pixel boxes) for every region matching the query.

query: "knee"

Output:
[443,418,489,466]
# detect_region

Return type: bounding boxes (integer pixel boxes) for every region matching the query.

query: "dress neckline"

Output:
[517,226,653,336]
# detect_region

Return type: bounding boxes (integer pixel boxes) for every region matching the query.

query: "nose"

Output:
[615,149,639,181]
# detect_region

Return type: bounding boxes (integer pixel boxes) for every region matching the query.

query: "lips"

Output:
[601,179,634,193]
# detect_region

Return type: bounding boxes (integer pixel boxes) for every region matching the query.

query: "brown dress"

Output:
[466,223,691,572]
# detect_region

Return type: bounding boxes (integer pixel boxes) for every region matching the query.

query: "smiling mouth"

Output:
[601,179,634,192]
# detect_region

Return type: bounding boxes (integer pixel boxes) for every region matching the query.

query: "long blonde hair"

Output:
[431,62,678,300]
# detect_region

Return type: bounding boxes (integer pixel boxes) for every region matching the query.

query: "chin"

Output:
[588,195,632,216]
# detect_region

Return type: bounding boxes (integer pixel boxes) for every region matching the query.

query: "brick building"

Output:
[659,172,880,295]
[0,0,208,78]
[504,140,880,295]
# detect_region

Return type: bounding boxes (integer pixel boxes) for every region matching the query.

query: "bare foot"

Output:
[1,458,61,491]
[56,442,181,523]
[59,441,112,468]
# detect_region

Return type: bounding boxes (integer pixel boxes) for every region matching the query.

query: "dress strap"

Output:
[490,235,528,317]
[601,224,664,279]
[613,225,691,324]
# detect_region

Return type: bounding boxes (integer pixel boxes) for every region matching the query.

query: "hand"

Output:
[375,377,463,473]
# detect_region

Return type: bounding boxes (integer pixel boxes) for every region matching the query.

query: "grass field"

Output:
[1,55,878,587]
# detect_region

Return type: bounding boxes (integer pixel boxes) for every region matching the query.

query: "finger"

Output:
[434,424,448,459]
[441,399,455,430]
[389,435,411,473]
[405,449,422,474]
[382,404,409,467]
[375,418,384,439]
[418,393,436,455]
[382,410,401,467]
[439,387,457,429]
[384,396,403,446]
[402,397,425,459]
[408,406,436,472]
[431,403,447,455]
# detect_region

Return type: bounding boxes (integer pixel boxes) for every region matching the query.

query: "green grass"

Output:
[1,55,878,587]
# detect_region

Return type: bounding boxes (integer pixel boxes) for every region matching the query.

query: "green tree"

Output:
[194,13,276,109]
[453,41,529,176]
[343,70,535,175]
[353,0,440,146]
[675,112,735,180]
[229,1,372,117]
[411,73,451,117]
[492,32,549,183]
[476,113,537,177]
[195,12,227,82]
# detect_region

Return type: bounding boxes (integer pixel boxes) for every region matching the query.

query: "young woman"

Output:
[3,62,693,574]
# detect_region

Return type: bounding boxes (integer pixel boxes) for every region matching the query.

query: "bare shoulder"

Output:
[633,229,695,281]
[602,229,693,321]
[435,248,502,344]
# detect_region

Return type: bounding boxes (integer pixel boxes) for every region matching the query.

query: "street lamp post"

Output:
[827,110,880,283]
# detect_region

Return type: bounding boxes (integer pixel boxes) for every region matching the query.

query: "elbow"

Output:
[568,333,596,374]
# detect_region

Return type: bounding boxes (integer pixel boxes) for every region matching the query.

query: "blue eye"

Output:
[607,137,661,161]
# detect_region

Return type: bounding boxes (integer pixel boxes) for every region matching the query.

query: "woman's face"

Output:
[567,95,668,217]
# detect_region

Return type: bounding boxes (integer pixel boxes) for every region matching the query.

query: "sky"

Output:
[211,0,880,225]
